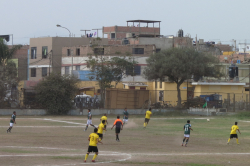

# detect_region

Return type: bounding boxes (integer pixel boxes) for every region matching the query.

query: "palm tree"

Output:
[0,38,22,66]
[0,38,22,108]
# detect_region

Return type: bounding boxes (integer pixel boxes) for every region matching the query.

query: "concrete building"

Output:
[28,37,108,81]
[61,44,156,82]
[10,45,29,80]
[103,20,161,40]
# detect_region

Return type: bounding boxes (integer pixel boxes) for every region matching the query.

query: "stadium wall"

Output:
[0,108,174,116]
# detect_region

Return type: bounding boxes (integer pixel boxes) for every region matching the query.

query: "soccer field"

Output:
[1,115,250,166]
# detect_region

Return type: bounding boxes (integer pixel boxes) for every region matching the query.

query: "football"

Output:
[207,119,210,122]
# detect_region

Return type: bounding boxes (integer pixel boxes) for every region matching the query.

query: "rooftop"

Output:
[192,82,246,86]
[126,20,161,23]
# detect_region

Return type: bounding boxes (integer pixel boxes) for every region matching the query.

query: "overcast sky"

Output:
[1,0,249,46]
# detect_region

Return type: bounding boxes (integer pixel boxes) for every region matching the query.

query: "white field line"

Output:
[0,146,77,150]
[0,146,132,166]
[240,121,250,123]
[151,118,214,120]
[0,126,85,128]
[43,118,85,125]
[131,152,250,156]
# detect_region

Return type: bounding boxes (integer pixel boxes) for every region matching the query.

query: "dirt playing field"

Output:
[1,114,250,166]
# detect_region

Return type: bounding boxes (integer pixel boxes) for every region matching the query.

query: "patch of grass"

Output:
[50,156,83,160]
[234,111,250,119]
[152,110,188,116]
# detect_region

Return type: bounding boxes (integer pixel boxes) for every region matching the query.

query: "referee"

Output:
[111,116,123,142]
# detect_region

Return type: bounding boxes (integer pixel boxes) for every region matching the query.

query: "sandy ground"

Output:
[0,115,250,166]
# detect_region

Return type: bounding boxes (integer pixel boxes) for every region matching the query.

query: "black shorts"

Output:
[230,134,238,139]
[145,118,150,123]
[104,125,106,129]
[88,146,98,153]
[98,133,103,138]
[115,128,121,134]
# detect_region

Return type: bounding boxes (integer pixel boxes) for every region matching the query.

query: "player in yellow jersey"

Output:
[84,128,103,163]
[144,108,152,128]
[227,122,241,145]
[97,120,106,141]
[100,114,108,134]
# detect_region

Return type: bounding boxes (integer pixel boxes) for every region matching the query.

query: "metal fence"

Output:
[145,90,250,111]
[2,88,250,112]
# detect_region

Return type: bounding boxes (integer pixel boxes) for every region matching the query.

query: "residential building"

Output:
[61,44,156,82]
[28,37,108,81]
[103,20,161,40]
[10,45,29,80]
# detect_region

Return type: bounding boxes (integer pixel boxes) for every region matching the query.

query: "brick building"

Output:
[103,20,161,40]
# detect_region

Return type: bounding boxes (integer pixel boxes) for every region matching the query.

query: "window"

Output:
[155,81,157,88]
[140,87,146,90]
[94,48,104,55]
[65,66,70,75]
[156,48,161,53]
[76,65,80,71]
[42,67,47,77]
[31,68,36,77]
[129,86,135,90]
[42,46,48,58]
[160,81,162,88]
[31,47,37,59]
[67,49,71,56]
[111,33,115,39]
[132,48,144,54]
[126,65,141,75]
[76,48,80,56]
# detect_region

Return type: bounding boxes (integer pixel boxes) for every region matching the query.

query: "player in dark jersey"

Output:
[84,109,95,131]
[7,111,16,133]
[182,120,193,147]
[123,108,129,124]
[111,116,123,142]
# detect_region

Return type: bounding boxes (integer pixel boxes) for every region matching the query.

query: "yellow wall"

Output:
[193,85,245,102]
[18,81,25,107]
[223,51,235,55]
[150,81,191,106]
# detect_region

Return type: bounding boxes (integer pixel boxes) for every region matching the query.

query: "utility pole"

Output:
[234,40,236,53]
[92,28,102,37]
[80,29,91,36]
[49,50,52,76]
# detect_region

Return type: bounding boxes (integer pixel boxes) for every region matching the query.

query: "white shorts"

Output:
[10,123,13,127]
[123,119,128,123]
[184,134,190,138]
[87,120,92,125]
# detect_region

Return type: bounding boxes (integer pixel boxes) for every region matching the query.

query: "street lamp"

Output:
[56,24,73,75]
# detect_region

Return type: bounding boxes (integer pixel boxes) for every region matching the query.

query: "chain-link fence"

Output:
[2,88,250,111]
[145,90,250,111]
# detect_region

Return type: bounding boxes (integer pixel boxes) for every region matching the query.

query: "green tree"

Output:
[143,48,222,107]
[86,38,136,107]
[0,38,22,64]
[87,55,136,107]
[0,38,22,107]
[35,73,79,114]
